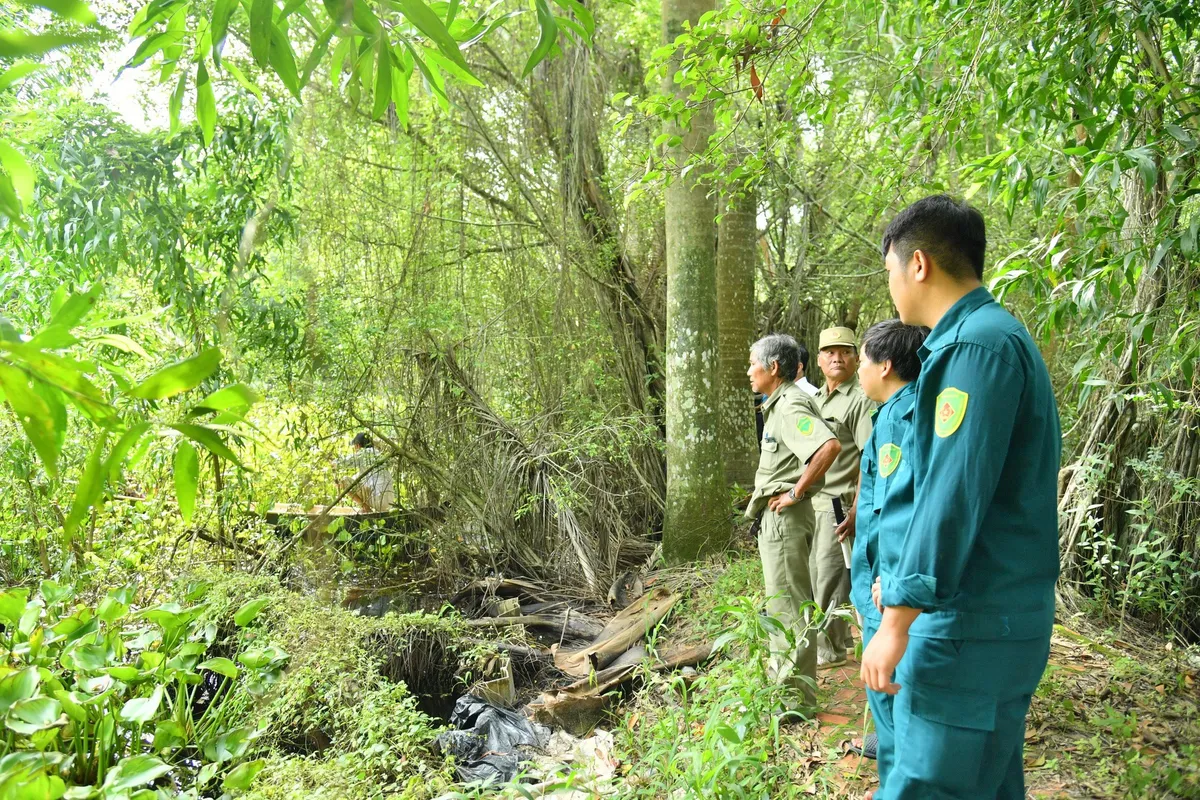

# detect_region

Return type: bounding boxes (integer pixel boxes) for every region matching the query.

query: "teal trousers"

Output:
[878,634,1051,800]
[862,622,896,791]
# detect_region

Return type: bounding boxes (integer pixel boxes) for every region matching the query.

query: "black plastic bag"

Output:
[433,695,549,784]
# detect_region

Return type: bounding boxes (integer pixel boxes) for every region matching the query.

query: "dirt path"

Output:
[796,625,1200,799]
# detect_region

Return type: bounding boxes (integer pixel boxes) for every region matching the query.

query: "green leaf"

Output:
[119,685,163,724]
[168,422,244,467]
[0,30,92,59]
[6,697,63,735]
[211,0,238,63]
[191,383,260,415]
[0,362,61,476]
[129,347,220,400]
[39,579,73,606]
[104,665,139,680]
[223,60,264,100]
[102,754,171,792]
[389,0,473,73]
[521,0,557,77]
[63,431,108,544]
[27,0,97,24]
[0,588,29,624]
[300,23,335,87]
[0,171,21,220]
[169,69,186,135]
[372,37,392,118]
[107,422,151,484]
[1165,124,1195,149]
[126,31,172,68]
[423,46,480,87]
[173,440,198,522]
[53,690,87,723]
[0,140,35,207]
[351,0,381,35]
[196,61,216,146]
[94,333,149,357]
[49,284,102,331]
[250,0,273,68]
[0,667,40,714]
[97,598,129,626]
[234,597,270,626]
[223,759,266,791]
[460,9,522,49]
[268,24,301,98]
[552,0,592,37]
[203,727,256,762]
[0,61,42,91]
[197,657,239,678]
[391,64,409,128]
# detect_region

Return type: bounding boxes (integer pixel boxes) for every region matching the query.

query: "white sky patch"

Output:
[85,38,172,132]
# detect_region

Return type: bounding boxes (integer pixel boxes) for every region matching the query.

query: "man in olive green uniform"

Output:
[746,334,841,709]
[812,326,876,666]
[861,196,1060,799]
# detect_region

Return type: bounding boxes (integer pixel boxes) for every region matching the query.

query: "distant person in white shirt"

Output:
[339,432,396,512]
[795,341,819,396]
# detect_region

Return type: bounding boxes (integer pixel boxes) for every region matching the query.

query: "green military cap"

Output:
[819,326,858,350]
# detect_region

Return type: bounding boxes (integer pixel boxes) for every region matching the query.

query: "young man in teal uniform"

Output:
[849,319,930,795]
[861,196,1061,799]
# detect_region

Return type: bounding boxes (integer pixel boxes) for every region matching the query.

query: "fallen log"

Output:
[528,642,712,735]
[552,588,680,677]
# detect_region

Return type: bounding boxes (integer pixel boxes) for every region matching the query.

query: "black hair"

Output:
[351,432,373,449]
[861,320,930,382]
[797,342,810,375]
[881,195,987,281]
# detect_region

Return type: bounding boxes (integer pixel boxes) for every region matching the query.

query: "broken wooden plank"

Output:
[552,588,680,677]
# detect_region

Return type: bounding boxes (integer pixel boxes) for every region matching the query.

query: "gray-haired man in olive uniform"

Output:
[747,334,842,710]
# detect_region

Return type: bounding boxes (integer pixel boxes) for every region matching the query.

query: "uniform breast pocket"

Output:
[762,440,778,452]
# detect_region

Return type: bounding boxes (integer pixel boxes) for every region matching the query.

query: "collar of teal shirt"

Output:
[917,285,996,362]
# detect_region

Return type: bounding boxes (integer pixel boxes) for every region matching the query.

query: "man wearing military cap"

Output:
[812,325,876,667]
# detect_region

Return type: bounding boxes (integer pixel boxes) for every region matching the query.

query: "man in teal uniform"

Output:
[849,319,930,795]
[861,196,1061,800]
[746,334,841,711]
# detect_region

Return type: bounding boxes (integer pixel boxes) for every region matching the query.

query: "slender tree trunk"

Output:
[716,190,759,489]
[1059,80,1172,577]
[661,0,727,562]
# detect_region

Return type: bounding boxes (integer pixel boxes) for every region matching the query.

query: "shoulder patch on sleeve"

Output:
[935,387,969,438]
[797,414,815,436]
[879,443,902,477]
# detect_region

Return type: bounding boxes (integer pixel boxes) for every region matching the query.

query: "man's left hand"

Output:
[767,492,796,513]
[835,504,857,541]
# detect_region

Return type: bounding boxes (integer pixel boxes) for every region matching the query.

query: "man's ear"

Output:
[911,248,933,284]
[880,360,895,380]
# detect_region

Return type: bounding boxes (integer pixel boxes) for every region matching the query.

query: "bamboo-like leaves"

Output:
[173,440,199,522]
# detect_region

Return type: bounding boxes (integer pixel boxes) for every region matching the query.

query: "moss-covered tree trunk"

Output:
[661,0,727,563]
[716,190,759,489]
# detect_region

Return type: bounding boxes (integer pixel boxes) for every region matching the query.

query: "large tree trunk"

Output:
[661,0,727,563]
[716,190,759,489]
